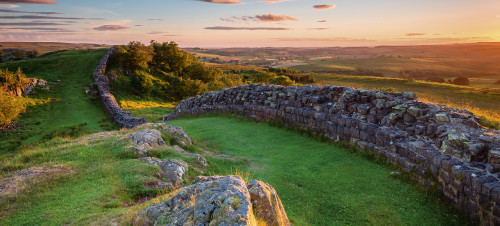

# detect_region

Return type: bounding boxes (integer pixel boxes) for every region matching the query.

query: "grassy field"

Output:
[310,73,500,128]
[0,49,116,155]
[0,116,470,225]
[169,116,469,225]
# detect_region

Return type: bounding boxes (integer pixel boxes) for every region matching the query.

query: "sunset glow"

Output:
[0,0,499,47]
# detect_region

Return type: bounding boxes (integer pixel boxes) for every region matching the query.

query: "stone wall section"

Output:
[93,47,146,128]
[165,84,500,224]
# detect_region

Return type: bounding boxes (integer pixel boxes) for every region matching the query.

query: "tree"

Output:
[185,62,223,82]
[26,49,39,58]
[0,49,3,63]
[150,41,196,74]
[452,76,470,86]
[114,41,153,72]
[251,71,277,83]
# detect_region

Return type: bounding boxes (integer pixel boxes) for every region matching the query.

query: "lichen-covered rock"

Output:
[156,123,193,146]
[247,180,290,226]
[133,176,257,226]
[129,129,165,156]
[172,145,208,167]
[139,157,188,186]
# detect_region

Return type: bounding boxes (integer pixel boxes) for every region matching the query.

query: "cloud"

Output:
[0,15,104,20]
[272,37,374,42]
[317,20,328,23]
[259,0,290,3]
[406,33,426,36]
[4,27,74,32]
[0,8,62,14]
[221,14,297,23]
[147,31,168,34]
[313,4,336,9]
[0,4,19,7]
[163,34,180,36]
[93,25,129,31]
[0,22,69,26]
[205,26,290,30]
[0,0,57,4]
[135,25,143,26]
[148,18,164,21]
[197,0,243,4]
[307,28,329,30]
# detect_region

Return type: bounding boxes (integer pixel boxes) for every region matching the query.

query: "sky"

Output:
[0,0,499,47]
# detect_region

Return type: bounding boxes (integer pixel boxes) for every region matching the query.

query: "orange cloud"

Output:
[205,26,290,30]
[317,20,328,23]
[313,4,336,9]
[221,14,297,23]
[406,33,426,36]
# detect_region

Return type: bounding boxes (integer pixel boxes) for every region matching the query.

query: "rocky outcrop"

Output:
[139,157,188,187]
[165,84,500,224]
[172,145,208,167]
[247,180,290,226]
[93,47,146,128]
[129,129,165,156]
[145,123,193,146]
[133,176,290,226]
[4,78,47,96]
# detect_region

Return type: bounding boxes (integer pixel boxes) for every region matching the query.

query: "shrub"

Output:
[113,41,153,72]
[0,89,24,126]
[26,49,39,58]
[130,70,155,96]
[452,76,470,86]
[270,75,295,86]
[251,71,277,83]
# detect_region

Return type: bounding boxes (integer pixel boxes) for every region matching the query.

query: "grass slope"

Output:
[169,116,469,225]
[0,49,116,154]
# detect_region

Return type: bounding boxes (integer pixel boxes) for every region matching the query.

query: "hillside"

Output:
[0,42,109,56]
[0,47,476,225]
[0,49,115,154]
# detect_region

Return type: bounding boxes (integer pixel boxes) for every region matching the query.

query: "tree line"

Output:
[108,41,306,101]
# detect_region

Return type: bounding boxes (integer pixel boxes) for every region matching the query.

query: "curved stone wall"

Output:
[93,47,146,128]
[165,84,500,224]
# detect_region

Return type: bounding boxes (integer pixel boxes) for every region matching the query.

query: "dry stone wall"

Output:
[165,84,500,224]
[93,47,146,128]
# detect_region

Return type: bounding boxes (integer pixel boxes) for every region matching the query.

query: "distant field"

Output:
[0,42,109,55]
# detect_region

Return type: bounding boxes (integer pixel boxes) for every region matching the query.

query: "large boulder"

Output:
[129,129,165,156]
[133,176,290,226]
[247,180,290,226]
[139,157,188,187]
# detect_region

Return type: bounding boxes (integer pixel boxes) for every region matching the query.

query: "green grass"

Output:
[0,49,117,154]
[0,130,163,225]
[169,116,470,225]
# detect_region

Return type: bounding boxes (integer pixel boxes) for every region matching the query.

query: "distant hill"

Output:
[0,42,109,55]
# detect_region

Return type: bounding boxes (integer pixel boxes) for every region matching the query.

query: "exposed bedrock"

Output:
[165,84,500,224]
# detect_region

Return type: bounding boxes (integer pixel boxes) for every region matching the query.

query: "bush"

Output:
[286,74,316,83]
[0,89,24,126]
[0,68,29,96]
[26,49,39,58]
[270,75,295,86]
[130,70,156,96]
[452,76,470,86]
[250,71,277,83]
